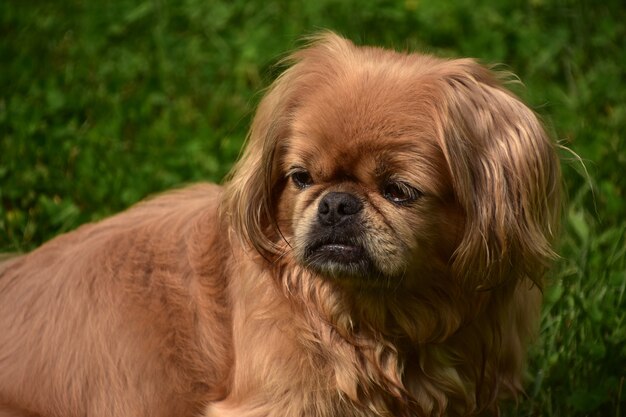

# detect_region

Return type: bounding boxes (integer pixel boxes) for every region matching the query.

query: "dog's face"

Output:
[224,33,560,293]
[277,79,461,284]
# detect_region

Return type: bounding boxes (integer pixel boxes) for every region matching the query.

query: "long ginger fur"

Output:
[0,33,560,417]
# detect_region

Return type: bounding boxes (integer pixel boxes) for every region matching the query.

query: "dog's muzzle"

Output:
[303,192,373,275]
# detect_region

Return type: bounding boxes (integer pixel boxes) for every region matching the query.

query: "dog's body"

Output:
[0,33,559,417]
[0,184,542,417]
[0,185,231,416]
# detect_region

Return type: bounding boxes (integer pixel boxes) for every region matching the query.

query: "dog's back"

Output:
[0,255,20,276]
[0,184,232,417]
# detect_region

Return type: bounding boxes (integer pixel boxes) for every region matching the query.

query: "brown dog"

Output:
[0,32,560,417]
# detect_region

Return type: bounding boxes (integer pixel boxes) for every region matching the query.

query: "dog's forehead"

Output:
[287,71,442,179]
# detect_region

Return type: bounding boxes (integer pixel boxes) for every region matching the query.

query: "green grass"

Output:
[1,0,624,415]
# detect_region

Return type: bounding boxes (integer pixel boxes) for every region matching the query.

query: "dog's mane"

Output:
[266,249,537,416]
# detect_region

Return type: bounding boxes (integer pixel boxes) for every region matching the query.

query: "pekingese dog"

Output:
[0,32,560,417]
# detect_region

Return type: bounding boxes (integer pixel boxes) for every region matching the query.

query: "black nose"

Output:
[318,192,363,226]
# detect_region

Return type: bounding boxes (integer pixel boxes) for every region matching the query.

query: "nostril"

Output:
[319,199,330,215]
[337,198,361,216]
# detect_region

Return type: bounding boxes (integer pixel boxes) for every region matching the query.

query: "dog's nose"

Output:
[318,192,363,226]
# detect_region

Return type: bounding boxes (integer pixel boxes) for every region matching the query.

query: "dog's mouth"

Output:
[303,236,374,278]
[308,241,364,263]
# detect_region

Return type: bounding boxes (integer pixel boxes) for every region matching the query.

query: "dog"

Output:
[0,32,560,417]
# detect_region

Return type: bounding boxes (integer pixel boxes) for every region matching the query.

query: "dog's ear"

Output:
[434,60,561,291]
[220,66,293,259]
[222,32,355,259]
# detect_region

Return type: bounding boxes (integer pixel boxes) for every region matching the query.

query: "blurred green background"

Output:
[1,0,624,415]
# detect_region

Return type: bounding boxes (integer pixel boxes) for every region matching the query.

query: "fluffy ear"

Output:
[221,32,355,259]
[220,67,292,259]
[435,60,561,291]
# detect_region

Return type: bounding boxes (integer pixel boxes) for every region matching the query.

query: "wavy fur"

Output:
[0,33,559,417]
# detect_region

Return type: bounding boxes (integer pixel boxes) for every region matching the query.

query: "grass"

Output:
[1,0,625,415]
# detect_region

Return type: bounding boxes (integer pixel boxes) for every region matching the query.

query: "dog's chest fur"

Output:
[208,253,446,417]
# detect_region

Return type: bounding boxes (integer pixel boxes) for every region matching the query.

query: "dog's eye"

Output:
[290,170,313,189]
[382,181,421,205]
